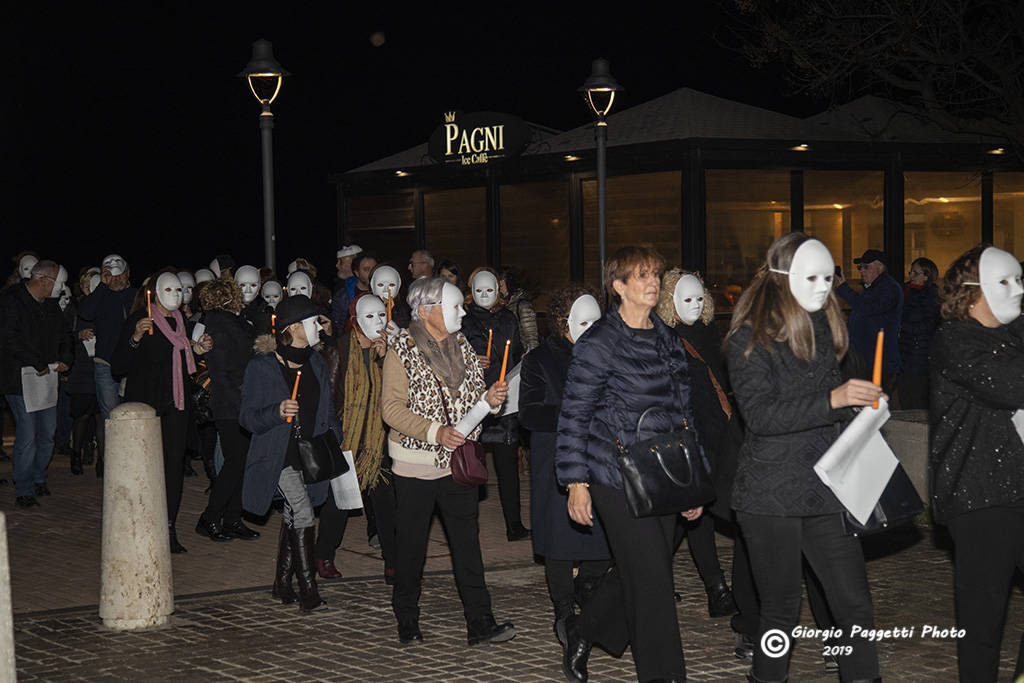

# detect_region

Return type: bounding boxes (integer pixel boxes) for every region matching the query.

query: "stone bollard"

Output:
[0,513,16,682]
[99,402,173,630]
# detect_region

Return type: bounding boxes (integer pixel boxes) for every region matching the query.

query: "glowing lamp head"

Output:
[239,39,289,109]
[578,58,623,120]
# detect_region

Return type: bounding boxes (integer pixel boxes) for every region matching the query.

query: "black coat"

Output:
[111,309,194,416]
[898,284,940,376]
[0,283,74,395]
[203,309,254,421]
[241,298,273,337]
[929,317,1024,523]
[519,334,610,560]
[461,303,522,387]
[555,309,696,490]
[726,311,853,516]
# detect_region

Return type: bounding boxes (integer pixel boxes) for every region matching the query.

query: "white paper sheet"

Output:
[813,398,898,525]
[82,337,97,358]
[21,364,59,413]
[497,361,521,417]
[454,399,492,438]
[330,450,363,510]
[191,322,206,342]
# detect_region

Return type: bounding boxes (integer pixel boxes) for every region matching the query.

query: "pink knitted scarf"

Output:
[152,309,196,410]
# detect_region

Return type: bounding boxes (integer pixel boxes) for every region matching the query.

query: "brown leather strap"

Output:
[680,338,732,420]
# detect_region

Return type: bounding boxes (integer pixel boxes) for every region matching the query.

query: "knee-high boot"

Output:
[271,521,297,604]
[290,525,326,612]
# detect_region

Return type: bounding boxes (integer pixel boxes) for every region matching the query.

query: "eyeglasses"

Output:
[856,264,868,271]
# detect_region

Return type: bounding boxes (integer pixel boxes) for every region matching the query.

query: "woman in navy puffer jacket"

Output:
[555,246,702,683]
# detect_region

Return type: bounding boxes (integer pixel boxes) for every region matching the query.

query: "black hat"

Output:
[213,254,236,273]
[854,249,886,265]
[274,295,318,330]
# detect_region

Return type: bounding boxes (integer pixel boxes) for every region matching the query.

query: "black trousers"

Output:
[203,419,250,524]
[676,513,724,589]
[947,502,1024,683]
[314,492,350,562]
[392,474,492,625]
[544,558,609,610]
[738,512,878,683]
[491,443,523,530]
[161,410,189,523]
[370,478,397,569]
[582,483,686,681]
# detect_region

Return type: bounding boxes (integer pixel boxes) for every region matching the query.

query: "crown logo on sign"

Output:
[444,111,456,123]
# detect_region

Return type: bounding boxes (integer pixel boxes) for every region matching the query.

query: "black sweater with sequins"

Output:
[929,317,1024,522]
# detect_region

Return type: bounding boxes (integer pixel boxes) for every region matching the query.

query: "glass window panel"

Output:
[581,171,682,291]
[424,188,487,276]
[904,172,981,277]
[994,172,1024,255]
[345,193,416,268]
[500,181,570,310]
[804,171,884,286]
[705,170,790,313]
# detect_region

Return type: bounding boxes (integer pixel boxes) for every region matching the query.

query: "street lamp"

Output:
[239,39,289,272]
[578,58,622,292]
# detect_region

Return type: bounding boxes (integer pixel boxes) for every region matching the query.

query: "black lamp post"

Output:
[239,39,289,272]
[579,58,622,292]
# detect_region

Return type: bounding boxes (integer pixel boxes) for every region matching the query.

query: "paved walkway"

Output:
[6,450,1024,680]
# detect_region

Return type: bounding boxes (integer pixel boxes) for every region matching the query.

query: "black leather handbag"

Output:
[841,463,923,536]
[616,403,716,518]
[293,420,349,484]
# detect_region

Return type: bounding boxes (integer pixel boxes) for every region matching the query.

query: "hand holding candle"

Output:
[286,370,301,423]
[271,314,276,335]
[872,330,884,409]
[145,290,153,335]
[498,339,510,384]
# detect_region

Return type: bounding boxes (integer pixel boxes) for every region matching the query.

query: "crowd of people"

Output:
[0,235,1021,682]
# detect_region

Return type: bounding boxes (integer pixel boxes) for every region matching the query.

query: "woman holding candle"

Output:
[381,276,514,646]
[556,246,704,683]
[112,269,213,554]
[930,245,1024,681]
[461,266,529,541]
[239,294,341,612]
[725,233,882,683]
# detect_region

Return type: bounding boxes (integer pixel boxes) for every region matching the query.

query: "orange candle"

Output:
[498,339,510,383]
[146,290,153,335]
[872,330,884,408]
[286,370,301,423]
[271,314,276,335]
[486,328,493,357]
[386,290,393,322]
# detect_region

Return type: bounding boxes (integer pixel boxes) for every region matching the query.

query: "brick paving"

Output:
[5,449,1024,680]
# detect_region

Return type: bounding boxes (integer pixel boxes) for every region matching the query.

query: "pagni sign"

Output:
[428,111,530,166]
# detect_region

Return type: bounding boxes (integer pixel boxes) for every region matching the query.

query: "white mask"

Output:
[58,286,72,311]
[155,272,183,312]
[370,265,401,304]
[441,282,467,333]
[88,273,101,294]
[355,295,388,340]
[194,268,215,283]
[18,255,38,280]
[976,246,1024,325]
[471,271,499,309]
[177,272,196,304]
[287,271,313,298]
[102,254,126,277]
[287,260,299,275]
[261,281,283,308]
[776,239,835,313]
[235,265,261,304]
[673,275,705,325]
[567,294,601,343]
[300,315,323,346]
[50,265,68,299]
[209,259,221,277]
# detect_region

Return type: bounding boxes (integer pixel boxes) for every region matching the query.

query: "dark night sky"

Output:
[4,3,819,282]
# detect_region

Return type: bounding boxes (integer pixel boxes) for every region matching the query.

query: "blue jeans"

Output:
[94,361,120,419]
[5,394,57,497]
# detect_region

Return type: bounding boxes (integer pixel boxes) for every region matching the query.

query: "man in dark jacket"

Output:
[0,260,74,507]
[836,249,904,391]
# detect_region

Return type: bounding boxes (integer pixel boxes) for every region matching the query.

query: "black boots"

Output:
[195,517,233,542]
[290,526,326,612]
[562,613,591,682]
[706,577,739,618]
[398,618,423,645]
[271,522,297,604]
[169,522,187,554]
[466,614,516,645]
[553,600,574,648]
